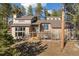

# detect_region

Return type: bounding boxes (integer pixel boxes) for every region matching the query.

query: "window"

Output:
[15,27,25,31]
[42,24,49,30]
[15,27,25,38]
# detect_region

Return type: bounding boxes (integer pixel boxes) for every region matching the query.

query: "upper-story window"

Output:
[42,24,49,30]
[15,27,25,31]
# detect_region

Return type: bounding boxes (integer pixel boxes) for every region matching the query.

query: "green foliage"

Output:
[45,9,50,17]
[51,10,61,16]
[11,4,26,17]
[0,3,12,17]
[64,3,79,22]
[0,19,14,55]
[64,3,79,39]
[4,33,14,45]
[0,10,14,55]
[64,3,76,15]
[2,41,47,56]
[27,5,33,16]
[0,15,7,37]
[0,3,47,56]
[35,3,42,15]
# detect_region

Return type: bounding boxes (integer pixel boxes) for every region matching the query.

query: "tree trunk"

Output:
[61,8,65,49]
[74,23,77,40]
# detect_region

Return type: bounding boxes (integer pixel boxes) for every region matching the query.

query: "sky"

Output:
[21,3,63,14]
[46,3,63,10]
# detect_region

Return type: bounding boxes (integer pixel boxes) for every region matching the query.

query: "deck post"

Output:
[61,7,65,49]
[38,24,40,38]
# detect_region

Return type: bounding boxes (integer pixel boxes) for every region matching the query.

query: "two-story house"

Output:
[11,14,74,40]
[11,14,37,39]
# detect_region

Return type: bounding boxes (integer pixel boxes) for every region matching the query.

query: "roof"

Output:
[12,15,74,29]
[51,20,61,28]
[33,19,74,29]
[32,19,61,28]
[15,16,34,20]
[47,16,61,18]
[11,24,31,27]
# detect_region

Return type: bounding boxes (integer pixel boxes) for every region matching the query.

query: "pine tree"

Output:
[64,3,79,40]
[35,3,42,19]
[0,3,25,55]
[44,8,50,19]
[51,10,61,16]
[27,5,33,16]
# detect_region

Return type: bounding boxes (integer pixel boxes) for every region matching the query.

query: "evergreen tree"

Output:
[27,5,33,16]
[0,3,26,55]
[51,9,61,17]
[44,8,50,19]
[35,3,42,19]
[64,3,79,39]
[0,14,14,55]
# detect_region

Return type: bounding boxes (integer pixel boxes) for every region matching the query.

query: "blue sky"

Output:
[21,3,63,15]
[46,3,63,10]
[22,3,63,10]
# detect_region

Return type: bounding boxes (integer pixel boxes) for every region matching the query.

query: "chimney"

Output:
[13,13,17,24]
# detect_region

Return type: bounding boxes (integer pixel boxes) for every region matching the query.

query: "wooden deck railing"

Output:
[15,31,78,41]
[26,32,61,40]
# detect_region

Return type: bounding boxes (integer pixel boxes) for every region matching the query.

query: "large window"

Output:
[42,24,49,30]
[15,27,25,38]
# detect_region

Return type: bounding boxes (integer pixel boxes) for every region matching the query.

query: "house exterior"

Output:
[11,14,36,39]
[11,14,74,40]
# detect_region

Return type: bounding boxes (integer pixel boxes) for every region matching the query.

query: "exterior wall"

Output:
[12,14,31,39]
[25,27,30,36]
[47,24,71,39]
[13,20,31,24]
[40,23,61,39]
[47,24,51,31]
[40,24,61,39]
[11,27,16,39]
[11,26,30,39]
[51,29,61,39]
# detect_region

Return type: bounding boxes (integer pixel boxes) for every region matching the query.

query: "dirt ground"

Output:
[38,40,79,56]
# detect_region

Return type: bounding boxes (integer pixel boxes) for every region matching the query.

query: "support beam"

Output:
[61,7,65,49]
